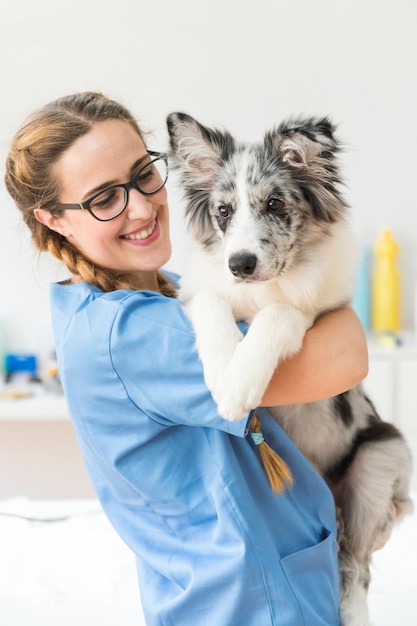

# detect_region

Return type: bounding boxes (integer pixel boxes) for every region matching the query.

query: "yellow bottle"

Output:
[372,229,400,332]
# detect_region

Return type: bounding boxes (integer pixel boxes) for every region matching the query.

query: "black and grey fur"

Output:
[167,112,413,626]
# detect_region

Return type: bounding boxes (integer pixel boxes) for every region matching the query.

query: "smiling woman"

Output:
[4,91,369,626]
[34,120,172,285]
[5,93,173,294]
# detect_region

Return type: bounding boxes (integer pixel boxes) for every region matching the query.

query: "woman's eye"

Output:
[136,165,153,182]
[267,197,284,212]
[91,189,119,209]
[218,205,231,219]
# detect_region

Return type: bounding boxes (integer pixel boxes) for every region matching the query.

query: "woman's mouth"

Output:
[121,219,157,241]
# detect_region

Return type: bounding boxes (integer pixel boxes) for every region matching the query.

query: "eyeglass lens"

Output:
[89,157,167,220]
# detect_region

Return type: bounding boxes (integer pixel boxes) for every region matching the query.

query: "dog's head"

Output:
[167,112,348,283]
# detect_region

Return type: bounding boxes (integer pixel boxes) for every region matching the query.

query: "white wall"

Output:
[0,0,416,366]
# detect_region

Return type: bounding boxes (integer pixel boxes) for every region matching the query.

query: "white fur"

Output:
[181,217,358,421]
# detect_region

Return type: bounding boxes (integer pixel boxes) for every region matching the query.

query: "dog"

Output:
[166,112,413,626]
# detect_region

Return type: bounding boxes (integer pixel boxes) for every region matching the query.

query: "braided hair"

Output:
[6,93,292,491]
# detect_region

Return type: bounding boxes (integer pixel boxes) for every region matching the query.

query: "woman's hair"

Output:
[6,93,290,491]
[5,91,175,296]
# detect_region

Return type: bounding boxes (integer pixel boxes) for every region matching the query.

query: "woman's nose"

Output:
[125,188,154,219]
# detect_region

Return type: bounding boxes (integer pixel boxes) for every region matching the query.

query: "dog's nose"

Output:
[228,252,257,277]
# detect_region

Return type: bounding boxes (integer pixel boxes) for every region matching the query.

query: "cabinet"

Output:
[0,390,95,499]
[363,332,417,491]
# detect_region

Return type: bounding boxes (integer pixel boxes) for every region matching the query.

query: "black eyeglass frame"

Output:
[51,151,168,222]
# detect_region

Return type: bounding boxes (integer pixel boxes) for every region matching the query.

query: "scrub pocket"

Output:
[281,529,340,626]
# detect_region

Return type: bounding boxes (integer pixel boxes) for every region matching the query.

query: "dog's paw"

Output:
[214,371,265,422]
[339,586,370,626]
[216,392,253,422]
[213,337,278,420]
[215,393,252,422]
[340,608,370,626]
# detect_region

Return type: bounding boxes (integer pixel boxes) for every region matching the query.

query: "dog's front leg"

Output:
[185,290,244,395]
[215,303,315,421]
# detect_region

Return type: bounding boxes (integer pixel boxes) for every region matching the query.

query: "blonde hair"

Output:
[5,91,175,296]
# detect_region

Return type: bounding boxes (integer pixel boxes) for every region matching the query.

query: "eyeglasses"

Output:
[52,151,168,222]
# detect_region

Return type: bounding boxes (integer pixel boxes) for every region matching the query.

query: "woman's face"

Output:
[36,119,171,287]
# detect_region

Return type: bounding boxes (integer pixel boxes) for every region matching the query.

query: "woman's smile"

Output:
[120,217,159,243]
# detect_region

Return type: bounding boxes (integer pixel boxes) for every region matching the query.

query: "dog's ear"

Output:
[266,117,346,223]
[272,116,339,169]
[166,113,236,245]
[166,112,234,189]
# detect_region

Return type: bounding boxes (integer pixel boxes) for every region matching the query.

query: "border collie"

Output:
[166,112,413,626]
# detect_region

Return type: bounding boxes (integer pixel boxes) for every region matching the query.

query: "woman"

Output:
[5,92,368,625]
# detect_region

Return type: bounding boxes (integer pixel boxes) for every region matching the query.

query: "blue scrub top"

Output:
[50,275,340,626]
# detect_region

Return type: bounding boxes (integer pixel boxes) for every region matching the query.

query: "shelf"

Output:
[0,387,68,421]
[367,330,417,360]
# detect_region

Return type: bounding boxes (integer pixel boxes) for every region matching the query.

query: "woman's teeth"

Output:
[123,222,156,240]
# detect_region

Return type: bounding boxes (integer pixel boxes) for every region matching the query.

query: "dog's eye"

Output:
[267,197,285,212]
[218,205,232,219]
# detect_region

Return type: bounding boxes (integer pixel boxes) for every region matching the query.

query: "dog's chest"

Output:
[228,281,294,320]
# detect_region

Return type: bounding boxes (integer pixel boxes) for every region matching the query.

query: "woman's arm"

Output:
[261,307,368,407]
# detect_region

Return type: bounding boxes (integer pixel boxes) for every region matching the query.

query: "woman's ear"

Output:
[33,208,70,237]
